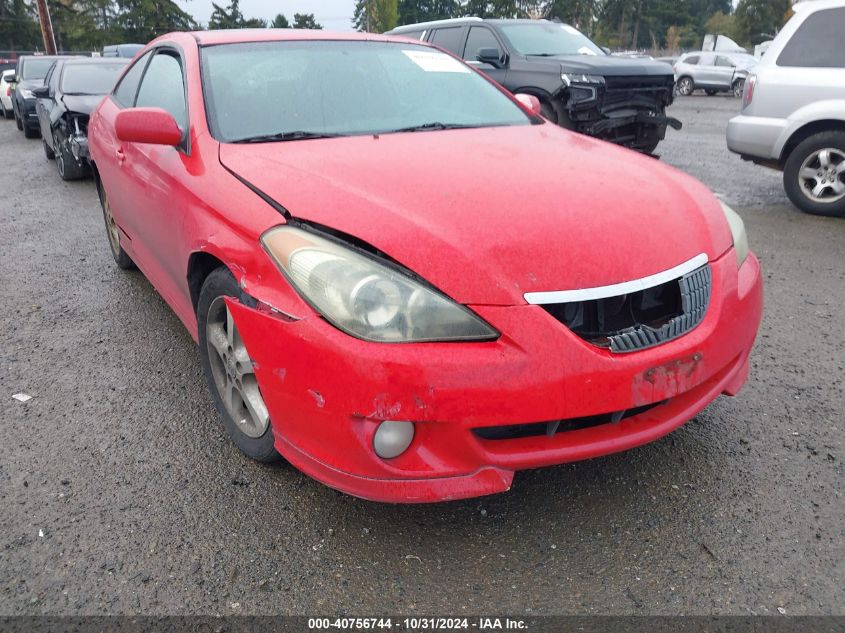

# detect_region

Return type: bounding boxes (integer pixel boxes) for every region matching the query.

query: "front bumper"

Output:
[229,250,763,503]
[727,113,787,161]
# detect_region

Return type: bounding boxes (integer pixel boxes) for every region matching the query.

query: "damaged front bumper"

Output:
[227,250,762,503]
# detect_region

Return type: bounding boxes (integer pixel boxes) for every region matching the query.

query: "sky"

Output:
[174,0,358,30]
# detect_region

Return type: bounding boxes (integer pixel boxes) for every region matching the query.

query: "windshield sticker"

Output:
[403,50,470,73]
[578,46,598,56]
[560,25,580,35]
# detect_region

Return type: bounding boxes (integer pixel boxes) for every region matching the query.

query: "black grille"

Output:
[601,75,675,112]
[543,264,712,353]
[473,402,665,441]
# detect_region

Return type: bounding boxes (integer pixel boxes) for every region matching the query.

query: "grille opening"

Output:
[543,280,683,348]
[473,402,665,441]
[540,264,712,353]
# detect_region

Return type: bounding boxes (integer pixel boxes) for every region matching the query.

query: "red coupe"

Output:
[88,29,763,503]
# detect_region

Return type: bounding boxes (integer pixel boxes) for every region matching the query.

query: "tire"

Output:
[43,138,55,160]
[783,131,845,218]
[0,101,7,119]
[705,89,717,96]
[676,77,694,96]
[197,267,280,463]
[54,128,87,180]
[732,78,744,99]
[23,122,39,138]
[96,177,136,269]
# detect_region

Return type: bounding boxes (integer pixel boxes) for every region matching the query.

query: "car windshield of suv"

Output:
[61,63,127,94]
[201,40,532,142]
[499,23,605,56]
[22,58,57,80]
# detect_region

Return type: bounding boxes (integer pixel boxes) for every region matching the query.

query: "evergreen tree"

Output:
[271,13,290,28]
[115,0,196,42]
[292,12,322,29]
[734,0,791,45]
[352,0,397,32]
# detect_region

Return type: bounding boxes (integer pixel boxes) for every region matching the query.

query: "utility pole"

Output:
[34,0,58,55]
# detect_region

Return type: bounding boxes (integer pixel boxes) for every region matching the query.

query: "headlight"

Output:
[261,226,499,343]
[20,88,34,99]
[561,73,605,86]
[719,201,749,266]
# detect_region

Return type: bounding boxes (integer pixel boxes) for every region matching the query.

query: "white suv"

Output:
[726,0,845,217]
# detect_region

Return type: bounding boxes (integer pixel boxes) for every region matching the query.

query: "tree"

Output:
[208,0,266,29]
[292,12,322,29]
[352,0,397,32]
[398,0,459,25]
[271,13,290,28]
[704,10,738,41]
[734,0,791,45]
[0,0,45,50]
[115,0,197,43]
[545,0,598,32]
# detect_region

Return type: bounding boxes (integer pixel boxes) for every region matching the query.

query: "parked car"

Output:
[11,55,75,138]
[0,69,14,119]
[673,51,757,97]
[727,0,845,217]
[102,44,144,58]
[387,18,681,154]
[88,30,762,503]
[34,57,128,180]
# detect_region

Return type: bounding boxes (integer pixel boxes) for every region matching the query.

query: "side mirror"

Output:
[514,93,542,117]
[477,47,504,69]
[115,107,182,146]
[32,86,49,98]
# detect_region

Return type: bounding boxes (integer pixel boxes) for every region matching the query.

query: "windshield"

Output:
[22,58,57,80]
[201,40,531,142]
[61,63,127,94]
[499,23,605,56]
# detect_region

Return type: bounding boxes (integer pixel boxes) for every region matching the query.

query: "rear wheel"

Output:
[676,77,694,96]
[198,268,280,463]
[783,131,845,218]
[732,78,745,98]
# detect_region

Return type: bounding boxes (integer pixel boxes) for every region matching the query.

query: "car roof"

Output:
[63,57,129,66]
[190,29,409,46]
[390,17,558,32]
[793,0,844,12]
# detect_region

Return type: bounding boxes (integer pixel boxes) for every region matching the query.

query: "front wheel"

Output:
[96,178,135,269]
[54,129,87,180]
[676,77,694,96]
[732,79,745,99]
[783,131,845,218]
[198,268,280,463]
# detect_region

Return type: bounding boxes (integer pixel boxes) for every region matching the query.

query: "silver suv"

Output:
[674,51,757,97]
[727,0,845,217]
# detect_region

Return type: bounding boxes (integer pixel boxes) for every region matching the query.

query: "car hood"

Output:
[16,78,44,92]
[547,54,674,77]
[219,125,732,306]
[60,94,103,116]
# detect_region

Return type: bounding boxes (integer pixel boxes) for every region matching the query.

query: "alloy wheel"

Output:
[102,192,121,257]
[205,296,270,439]
[733,79,744,98]
[678,78,693,96]
[54,131,65,178]
[798,148,845,204]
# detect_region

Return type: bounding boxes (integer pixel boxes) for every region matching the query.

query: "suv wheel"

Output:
[783,131,845,218]
[732,79,744,98]
[677,77,694,96]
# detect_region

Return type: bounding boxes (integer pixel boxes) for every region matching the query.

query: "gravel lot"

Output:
[0,95,843,616]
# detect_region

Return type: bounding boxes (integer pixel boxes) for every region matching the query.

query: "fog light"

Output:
[373,421,414,459]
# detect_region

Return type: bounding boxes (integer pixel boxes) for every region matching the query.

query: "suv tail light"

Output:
[742,74,756,109]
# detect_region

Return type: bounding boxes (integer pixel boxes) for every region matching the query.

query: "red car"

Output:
[88,29,763,503]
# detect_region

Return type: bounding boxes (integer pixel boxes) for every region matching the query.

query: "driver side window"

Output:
[135,51,187,132]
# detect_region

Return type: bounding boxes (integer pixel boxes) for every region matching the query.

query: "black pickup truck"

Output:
[388,18,681,154]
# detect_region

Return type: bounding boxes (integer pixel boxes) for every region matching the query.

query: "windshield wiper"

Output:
[232,131,345,143]
[390,122,479,133]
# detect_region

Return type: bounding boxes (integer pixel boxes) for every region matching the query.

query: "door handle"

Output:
[116,147,125,164]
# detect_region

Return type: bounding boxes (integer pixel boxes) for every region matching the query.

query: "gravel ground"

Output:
[0,95,842,616]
